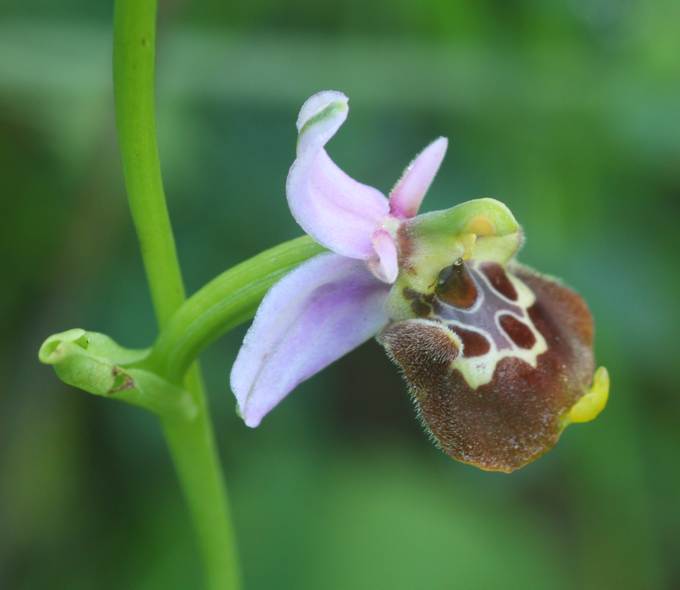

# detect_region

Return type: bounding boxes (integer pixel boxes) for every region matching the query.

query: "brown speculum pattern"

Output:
[380,259,596,473]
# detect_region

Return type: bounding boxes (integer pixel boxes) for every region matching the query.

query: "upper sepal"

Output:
[286,91,389,259]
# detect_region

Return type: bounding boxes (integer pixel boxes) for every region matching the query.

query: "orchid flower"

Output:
[230,90,609,472]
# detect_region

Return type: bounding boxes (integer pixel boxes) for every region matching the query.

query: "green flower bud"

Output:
[39,329,196,419]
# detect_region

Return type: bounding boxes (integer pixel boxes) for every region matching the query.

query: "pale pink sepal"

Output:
[230,252,390,427]
[286,91,389,259]
[389,137,448,219]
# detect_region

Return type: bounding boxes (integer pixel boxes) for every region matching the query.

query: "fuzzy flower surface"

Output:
[230,90,609,472]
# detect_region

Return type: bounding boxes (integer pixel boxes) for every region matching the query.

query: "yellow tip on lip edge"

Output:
[566,366,610,424]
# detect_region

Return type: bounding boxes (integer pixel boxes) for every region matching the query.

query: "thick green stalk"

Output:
[147,236,323,383]
[113,1,239,588]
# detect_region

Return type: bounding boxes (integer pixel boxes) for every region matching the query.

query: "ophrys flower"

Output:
[230,90,609,472]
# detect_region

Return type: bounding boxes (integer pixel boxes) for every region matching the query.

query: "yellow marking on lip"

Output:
[566,366,610,424]
[466,215,496,237]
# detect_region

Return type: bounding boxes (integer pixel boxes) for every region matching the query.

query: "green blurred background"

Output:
[1,1,679,588]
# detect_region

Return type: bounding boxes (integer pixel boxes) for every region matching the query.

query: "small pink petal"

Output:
[230,253,390,427]
[389,137,448,219]
[368,229,399,284]
[287,91,389,259]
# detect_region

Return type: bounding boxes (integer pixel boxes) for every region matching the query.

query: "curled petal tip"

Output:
[296,91,349,154]
[297,90,348,131]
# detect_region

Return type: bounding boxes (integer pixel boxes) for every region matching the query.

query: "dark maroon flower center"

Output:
[401,260,544,366]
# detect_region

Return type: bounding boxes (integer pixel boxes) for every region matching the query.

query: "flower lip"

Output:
[380,262,606,472]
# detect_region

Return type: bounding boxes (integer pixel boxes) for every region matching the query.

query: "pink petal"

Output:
[389,137,448,219]
[368,229,399,284]
[286,91,389,259]
[230,252,390,427]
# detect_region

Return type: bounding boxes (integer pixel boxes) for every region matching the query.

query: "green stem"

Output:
[113,1,239,588]
[113,0,183,325]
[147,236,323,383]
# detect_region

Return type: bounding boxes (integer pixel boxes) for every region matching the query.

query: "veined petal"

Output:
[368,229,399,284]
[230,252,390,427]
[287,91,389,259]
[389,137,448,219]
